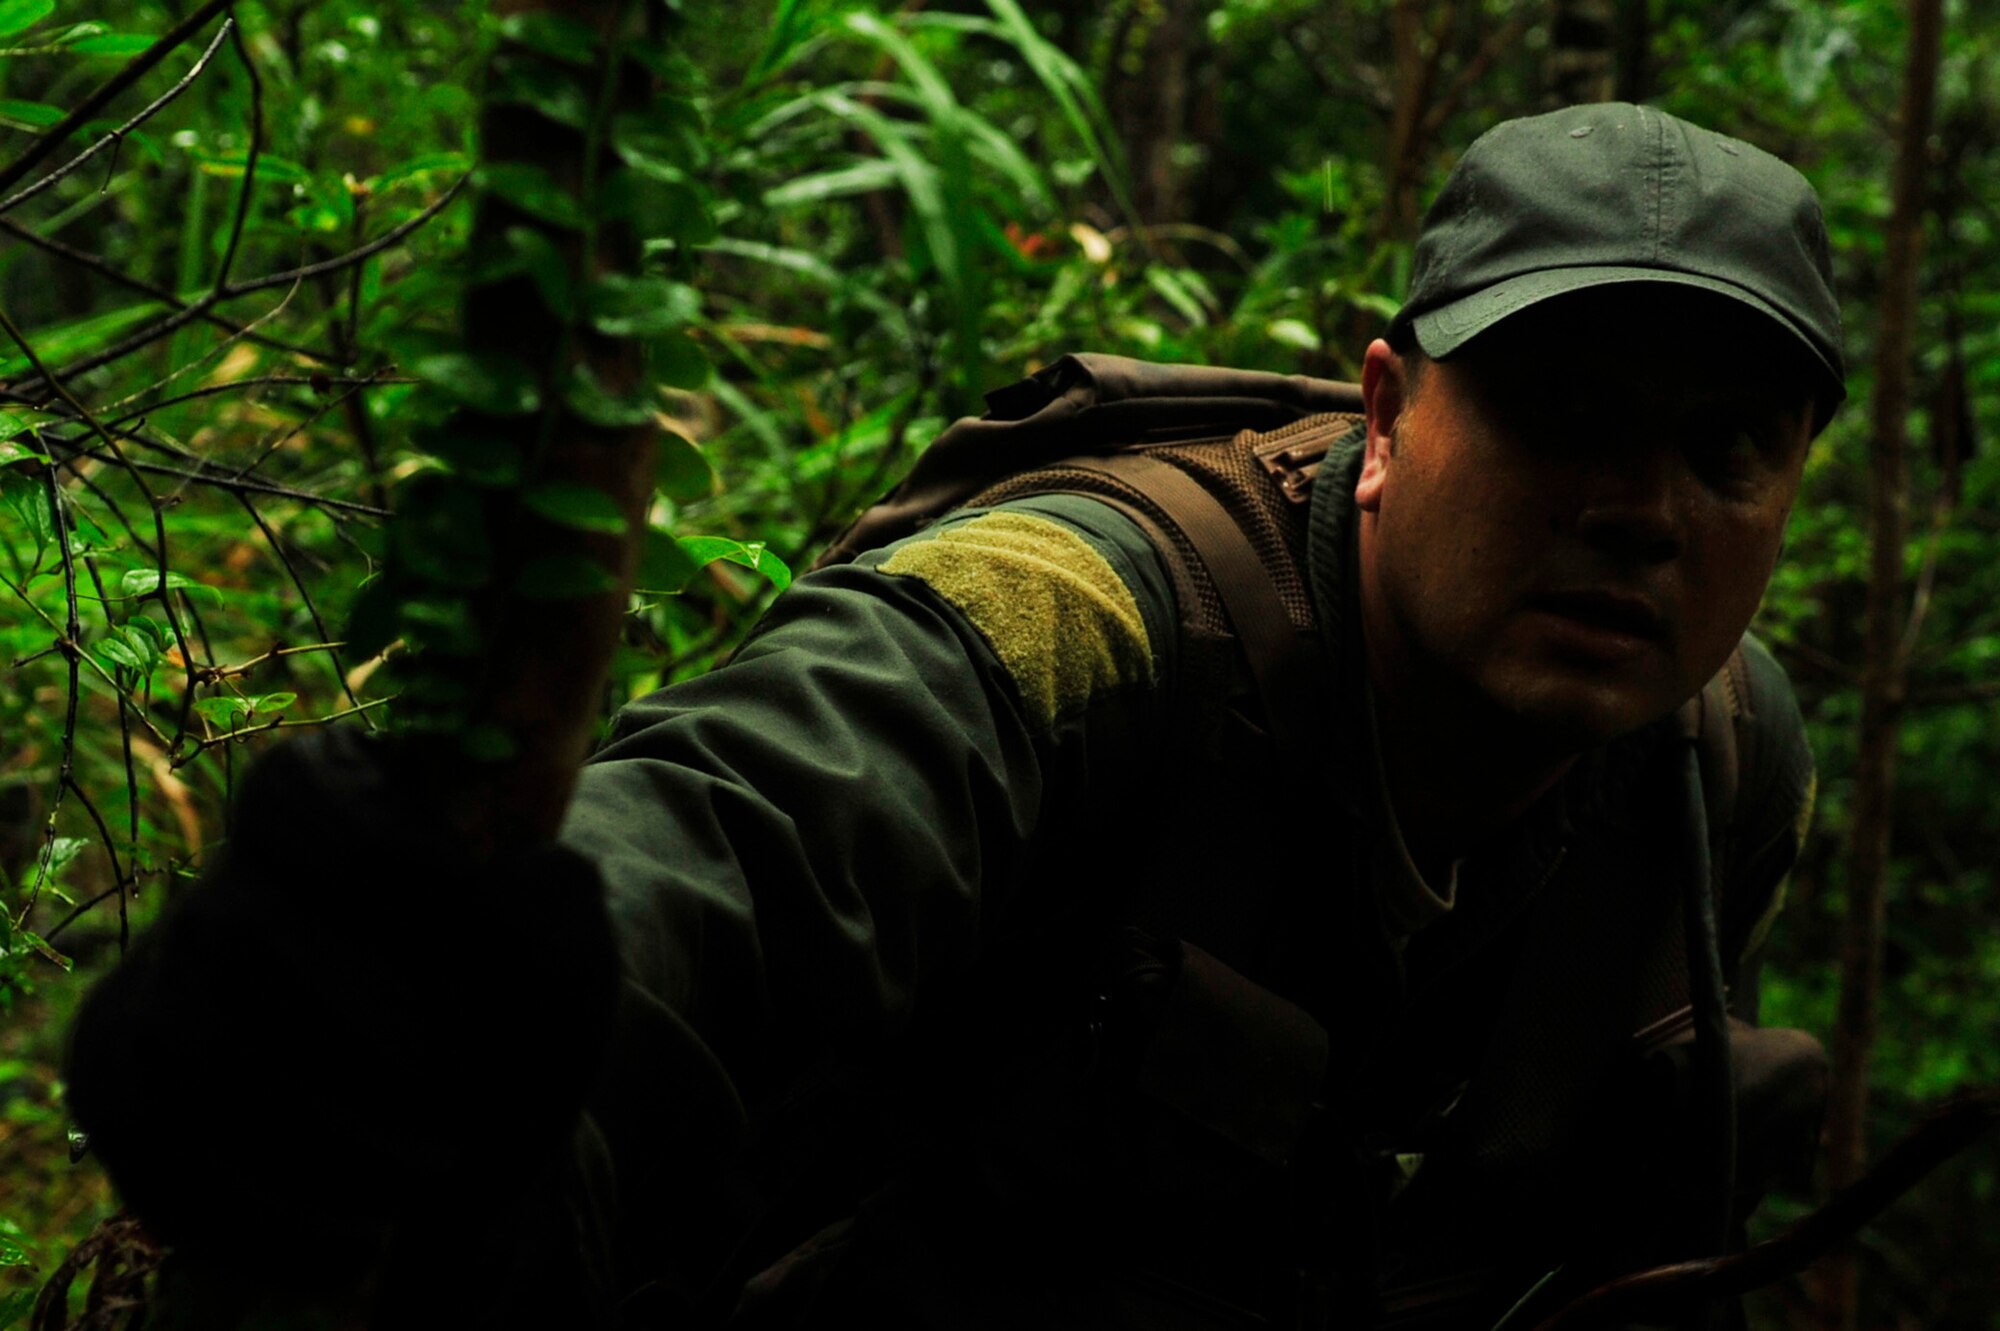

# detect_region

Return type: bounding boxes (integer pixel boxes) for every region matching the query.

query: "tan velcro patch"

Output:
[880,511,1154,727]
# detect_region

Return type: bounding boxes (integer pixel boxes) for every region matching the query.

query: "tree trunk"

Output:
[1105,0,1199,226]
[1817,2,1943,1328]
[440,0,661,852]
[1547,0,1616,107]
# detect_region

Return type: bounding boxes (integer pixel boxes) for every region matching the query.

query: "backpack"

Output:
[812,354,1820,1327]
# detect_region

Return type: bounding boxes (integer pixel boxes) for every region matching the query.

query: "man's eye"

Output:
[1688,425,1768,484]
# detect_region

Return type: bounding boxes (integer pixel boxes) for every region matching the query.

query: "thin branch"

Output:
[0,217,345,365]
[0,19,236,217]
[168,696,392,766]
[0,568,177,754]
[0,0,236,198]
[18,467,82,925]
[1897,488,1957,664]
[8,178,467,391]
[45,434,392,518]
[1528,1088,2000,1331]
[0,302,199,741]
[100,374,416,426]
[234,496,375,728]
[61,774,128,948]
[1420,4,1540,142]
[224,175,469,295]
[212,22,264,292]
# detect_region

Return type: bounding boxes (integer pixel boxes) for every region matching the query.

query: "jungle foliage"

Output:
[0,1,1996,1328]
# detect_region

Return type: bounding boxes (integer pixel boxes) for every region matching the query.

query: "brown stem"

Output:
[1817,4,1943,1330]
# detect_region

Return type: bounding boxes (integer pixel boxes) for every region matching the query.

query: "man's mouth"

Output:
[1528,590,1669,661]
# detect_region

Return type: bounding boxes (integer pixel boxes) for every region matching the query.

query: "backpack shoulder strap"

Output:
[813,355,1361,571]
[1063,450,1320,756]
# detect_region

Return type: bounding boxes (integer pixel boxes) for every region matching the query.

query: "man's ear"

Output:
[1357,338,1407,514]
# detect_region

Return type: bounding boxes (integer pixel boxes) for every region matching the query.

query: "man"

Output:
[67,103,1836,1329]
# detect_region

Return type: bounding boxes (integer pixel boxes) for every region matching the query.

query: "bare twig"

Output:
[9,178,467,391]
[44,434,392,517]
[213,22,264,292]
[0,19,236,217]
[18,467,83,924]
[0,302,200,742]
[225,175,469,294]
[0,0,236,197]
[1529,1089,2000,1331]
[235,496,376,728]
[0,216,344,365]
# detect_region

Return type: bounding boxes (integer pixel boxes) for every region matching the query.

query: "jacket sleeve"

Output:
[553,495,1178,1296]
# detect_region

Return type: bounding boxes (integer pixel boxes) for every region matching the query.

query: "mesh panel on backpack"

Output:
[966,413,1362,645]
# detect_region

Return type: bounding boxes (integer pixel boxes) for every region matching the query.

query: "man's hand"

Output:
[62,729,621,1300]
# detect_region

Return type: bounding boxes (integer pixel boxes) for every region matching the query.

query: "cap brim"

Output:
[1411,266,1846,421]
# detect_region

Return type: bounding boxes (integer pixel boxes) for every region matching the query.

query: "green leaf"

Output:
[399,597,481,656]
[514,554,617,600]
[44,837,86,878]
[0,98,61,129]
[499,11,600,66]
[477,162,585,230]
[655,433,715,504]
[600,166,713,244]
[0,1232,32,1268]
[0,435,46,469]
[521,482,628,535]
[762,159,902,210]
[125,615,168,650]
[253,691,297,714]
[96,638,143,673]
[192,696,253,725]
[0,408,56,440]
[491,56,592,130]
[119,568,223,603]
[0,0,47,40]
[586,273,698,340]
[0,0,51,41]
[69,32,155,57]
[562,364,656,428]
[612,99,706,175]
[371,152,472,194]
[118,626,161,670]
[635,526,699,594]
[0,302,164,380]
[0,469,51,547]
[680,536,792,592]
[647,330,708,390]
[413,353,542,417]
[16,930,70,972]
[0,1286,37,1329]
[471,225,575,319]
[196,151,313,185]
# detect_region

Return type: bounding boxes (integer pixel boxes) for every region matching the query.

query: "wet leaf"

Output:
[680,535,792,592]
[0,0,52,41]
[413,353,542,417]
[522,481,628,535]
[563,364,656,428]
[655,433,715,503]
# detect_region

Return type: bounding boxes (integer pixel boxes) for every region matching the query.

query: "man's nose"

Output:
[1572,442,1684,564]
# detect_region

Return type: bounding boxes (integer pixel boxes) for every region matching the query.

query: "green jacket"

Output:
[558,432,1816,1329]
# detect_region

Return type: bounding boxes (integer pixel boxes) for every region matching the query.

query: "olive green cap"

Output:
[1388,103,1846,420]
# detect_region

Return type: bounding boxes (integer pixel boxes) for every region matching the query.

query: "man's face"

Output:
[1356,289,1818,749]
